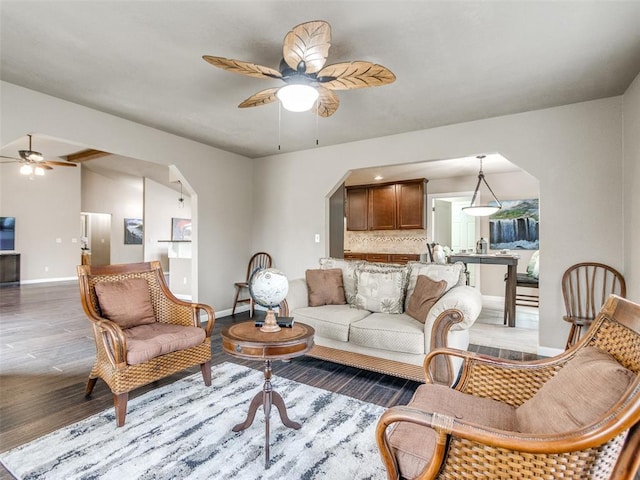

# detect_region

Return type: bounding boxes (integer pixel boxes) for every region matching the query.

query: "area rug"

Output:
[0,362,387,479]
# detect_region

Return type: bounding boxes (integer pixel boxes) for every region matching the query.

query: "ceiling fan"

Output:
[0,134,77,175]
[203,20,396,117]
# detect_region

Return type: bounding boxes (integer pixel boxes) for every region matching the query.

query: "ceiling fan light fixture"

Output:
[462,155,502,217]
[276,84,319,112]
[19,150,44,162]
[34,166,46,176]
[20,164,33,176]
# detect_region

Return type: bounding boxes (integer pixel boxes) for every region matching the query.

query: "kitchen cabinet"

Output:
[343,253,420,264]
[346,179,427,231]
[345,187,368,231]
[368,184,396,230]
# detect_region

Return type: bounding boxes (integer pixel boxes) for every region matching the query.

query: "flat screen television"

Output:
[0,217,16,250]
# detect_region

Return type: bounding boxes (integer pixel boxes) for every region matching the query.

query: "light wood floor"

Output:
[0,280,541,480]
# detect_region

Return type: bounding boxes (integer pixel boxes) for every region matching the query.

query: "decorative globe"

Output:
[249,268,289,308]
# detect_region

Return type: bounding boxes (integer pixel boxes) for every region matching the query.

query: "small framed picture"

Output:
[172,218,192,241]
[124,218,143,245]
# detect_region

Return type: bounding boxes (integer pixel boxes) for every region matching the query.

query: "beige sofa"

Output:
[282,258,482,384]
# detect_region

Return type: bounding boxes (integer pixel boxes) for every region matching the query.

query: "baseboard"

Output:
[20,276,77,285]
[537,345,564,357]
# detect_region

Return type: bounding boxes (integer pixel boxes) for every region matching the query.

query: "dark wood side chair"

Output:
[562,262,626,349]
[77,261,215,426]
[232,252,273,316]
[514,272,539,307]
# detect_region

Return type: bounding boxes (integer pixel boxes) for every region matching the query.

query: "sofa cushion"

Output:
[319,257,364,305]
[405,262,465,312]
[305,268,347,306]
[94,277,157,329]
[349,313,425,355]
[406,275,448,323]
[389,383,517,480]
[516,346,635,434]
[123,323,206,365]
[354,263,408,314]
[292,304,371,342]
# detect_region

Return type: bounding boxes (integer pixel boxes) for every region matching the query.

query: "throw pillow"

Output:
[319,257,364,305]
[516,346,634,434]
[406,275,448,323]
[94,277,157,329]
[526,250,540,279]
[354,263,408,314]
[404,261,464,312]
[305,268,347,307]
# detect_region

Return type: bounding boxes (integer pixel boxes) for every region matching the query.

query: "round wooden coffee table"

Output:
[220,321,314,468]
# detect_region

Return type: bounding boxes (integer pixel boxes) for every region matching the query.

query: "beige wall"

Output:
[253,96,626,352]
[0,81,253,312]
[0,160,81,281]
[623,74,640,301]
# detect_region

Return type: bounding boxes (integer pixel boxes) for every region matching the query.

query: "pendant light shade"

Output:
[462,155,502,217]
[276,84,319,112]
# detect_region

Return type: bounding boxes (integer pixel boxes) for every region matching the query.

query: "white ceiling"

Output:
[1,1,639,187]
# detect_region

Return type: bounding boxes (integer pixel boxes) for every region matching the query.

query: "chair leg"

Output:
[565,324,581,350]
[232,286,241,315]
[114,392,129,427]
[201,361,212,386]
[250,298,254,318]
[85,377,98,397]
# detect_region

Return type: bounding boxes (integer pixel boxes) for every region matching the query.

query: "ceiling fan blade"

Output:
[318,61,396,90]
[315,87,339,117]
[202,56,282,80]
[283,21,331,74]
[238,88,279,108]
[0,155,20,161]
[42,161,77,167]
[39,164,54,170]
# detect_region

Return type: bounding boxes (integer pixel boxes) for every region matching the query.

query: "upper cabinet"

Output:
[345,186,369,231]
[346,179,428,231]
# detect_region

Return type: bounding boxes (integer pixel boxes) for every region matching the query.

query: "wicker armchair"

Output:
[376,294,640,479]
[77,261,215,426]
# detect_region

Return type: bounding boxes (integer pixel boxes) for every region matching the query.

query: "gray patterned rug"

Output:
[0,362,387,479]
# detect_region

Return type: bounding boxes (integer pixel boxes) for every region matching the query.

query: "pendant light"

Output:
[177,180,185,208]
[462,155,502,216]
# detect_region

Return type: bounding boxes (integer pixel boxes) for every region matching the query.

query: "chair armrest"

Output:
[282,278,309,314]
[423,348,571,406]
[192,302,215,337]
[90,317,128,367]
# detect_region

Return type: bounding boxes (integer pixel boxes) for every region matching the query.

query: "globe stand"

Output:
[260,308,281,333]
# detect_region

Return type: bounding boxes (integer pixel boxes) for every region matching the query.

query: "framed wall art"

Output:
[171,218,192,241]
[489,199,539,250]
[124,218,143,245]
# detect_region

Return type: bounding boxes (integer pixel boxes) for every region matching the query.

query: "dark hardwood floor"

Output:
[0,280,540,479]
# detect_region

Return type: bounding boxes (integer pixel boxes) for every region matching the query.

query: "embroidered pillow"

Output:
[354,263,408,314]
[319,257,365,305]
[406,275,448,323]
[94,278,157,329]
[305,268,347,307]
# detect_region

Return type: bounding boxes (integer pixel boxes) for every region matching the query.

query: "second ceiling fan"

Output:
[203,20,396,117]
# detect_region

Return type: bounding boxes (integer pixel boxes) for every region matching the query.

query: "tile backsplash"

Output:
[344,229,429,254]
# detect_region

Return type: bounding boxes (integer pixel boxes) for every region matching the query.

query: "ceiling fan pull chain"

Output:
[278,102,282,151]
[315,104,319,146]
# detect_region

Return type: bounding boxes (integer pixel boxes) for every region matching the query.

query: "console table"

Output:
[448,254,519,327]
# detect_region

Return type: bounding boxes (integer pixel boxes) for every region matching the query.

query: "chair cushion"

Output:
[354,263,408,314]
[319,257,365,305]
[406,275,448,323]
[516,346,635,434]
[94,278,156,328]
[405,262,465,311]
[349,313,425,355]
[305,268,346,307]
[389,383,517,479]
[292,304,371,342]
[124,323,206,365]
